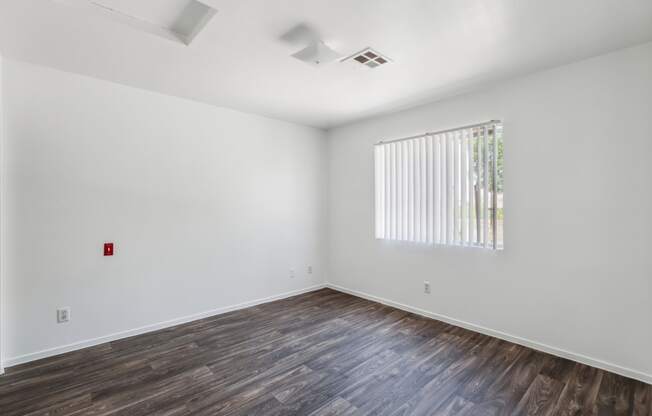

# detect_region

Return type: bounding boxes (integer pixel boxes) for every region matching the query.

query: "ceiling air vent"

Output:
[343,48,392,69]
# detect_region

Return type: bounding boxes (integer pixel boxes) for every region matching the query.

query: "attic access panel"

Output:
[54,0,217,45]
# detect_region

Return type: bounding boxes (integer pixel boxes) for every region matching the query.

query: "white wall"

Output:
[327,42,652,382]
[2,59,327,364]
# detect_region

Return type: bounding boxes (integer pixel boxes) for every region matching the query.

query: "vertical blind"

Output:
[374,121,503,249]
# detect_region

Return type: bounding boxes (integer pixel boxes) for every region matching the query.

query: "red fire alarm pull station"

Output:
[104,243,114,256]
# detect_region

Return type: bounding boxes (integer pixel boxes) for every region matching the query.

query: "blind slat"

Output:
[427,136,434,244]
[447,133,454,245]
[408,140,414,241]
[476,130,482,244]
[483,126,489,248]
[399,142,403,240]
[402,141,409,241]
[385,144,391,239]
[416,140,422,243]
[374,146,384,238]
[420,138,427,243]
[440,135,447,244]
[492,127,498,250]
[461,131,468,245]
[454,132,460,244]
[392,143,397,239]
[434,135,441,244]
[468,131,475,245]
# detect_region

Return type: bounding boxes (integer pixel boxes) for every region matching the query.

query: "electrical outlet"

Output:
[57,307,71,323]
[308,266,313,274]
[424,281,431,294]
[290,269,295,278]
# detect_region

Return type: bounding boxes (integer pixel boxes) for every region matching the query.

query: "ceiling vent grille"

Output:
[343,48,391,68]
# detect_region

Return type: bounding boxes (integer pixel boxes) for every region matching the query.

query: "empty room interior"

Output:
[0,1,651,415]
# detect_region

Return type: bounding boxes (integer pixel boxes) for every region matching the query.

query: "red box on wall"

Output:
[104,242,114,256]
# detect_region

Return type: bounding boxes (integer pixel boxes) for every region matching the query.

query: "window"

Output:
[374,121,503,249]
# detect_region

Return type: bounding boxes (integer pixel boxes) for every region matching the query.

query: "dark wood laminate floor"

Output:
[1,289,650,416]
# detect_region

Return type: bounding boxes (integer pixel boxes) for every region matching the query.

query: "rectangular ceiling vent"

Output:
[343,48,392,69]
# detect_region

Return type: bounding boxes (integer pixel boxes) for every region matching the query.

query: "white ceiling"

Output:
[1,0,652,129]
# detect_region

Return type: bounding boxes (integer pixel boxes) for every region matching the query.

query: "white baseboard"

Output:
[5,282,650,385]
[326,283,652,385]
[4,284,326,368]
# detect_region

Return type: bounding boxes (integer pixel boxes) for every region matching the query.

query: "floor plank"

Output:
[0,288,648,416]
